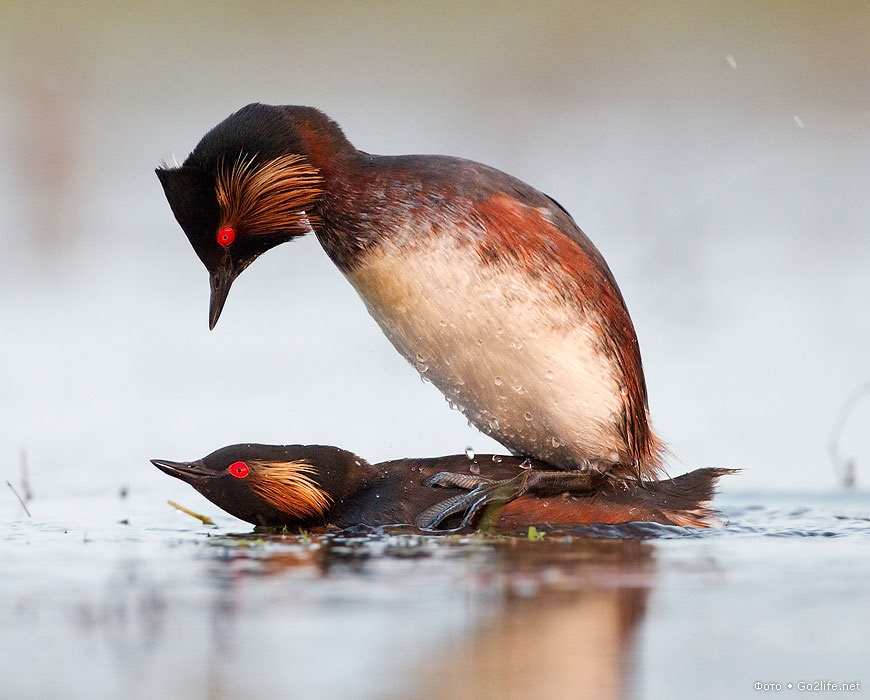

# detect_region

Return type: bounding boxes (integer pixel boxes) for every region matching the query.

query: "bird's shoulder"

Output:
[379,155,609,274]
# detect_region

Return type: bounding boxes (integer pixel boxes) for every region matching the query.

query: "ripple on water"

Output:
[1,489,868,700]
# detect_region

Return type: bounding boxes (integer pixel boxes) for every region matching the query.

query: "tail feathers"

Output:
[496,467,738,529]
[611,467,738,527]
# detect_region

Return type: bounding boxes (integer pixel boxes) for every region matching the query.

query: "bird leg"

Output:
[416,469,598,531]
[423,472,495,490]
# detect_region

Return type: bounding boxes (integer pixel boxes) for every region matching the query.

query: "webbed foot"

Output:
[416,469,599,531]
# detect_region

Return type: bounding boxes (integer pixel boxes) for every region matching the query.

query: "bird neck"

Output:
[299,446,382,503]
[282,107,360,182]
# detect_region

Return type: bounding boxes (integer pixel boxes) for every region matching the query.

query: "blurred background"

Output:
[2,0,869,497]
[3,4,870,700]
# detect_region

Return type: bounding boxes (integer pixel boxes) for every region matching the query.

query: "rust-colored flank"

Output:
[473,193,665,476]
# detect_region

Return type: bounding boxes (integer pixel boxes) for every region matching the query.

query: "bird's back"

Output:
[342,454,730,529]
[322,153,662,476]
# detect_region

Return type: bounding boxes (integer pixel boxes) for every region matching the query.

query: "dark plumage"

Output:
[157,104,662,479]
[152,444,734,530]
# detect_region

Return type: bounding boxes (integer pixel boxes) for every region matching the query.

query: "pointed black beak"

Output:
[208,261,236,330]
[151,459,216,484]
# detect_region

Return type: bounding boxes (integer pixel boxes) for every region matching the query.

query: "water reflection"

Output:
[71,563,169,675]
[2,492,870,698]
[414,538,652,700]
[196,532,655,700]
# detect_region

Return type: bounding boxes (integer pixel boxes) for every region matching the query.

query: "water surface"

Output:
[2,490,867,699]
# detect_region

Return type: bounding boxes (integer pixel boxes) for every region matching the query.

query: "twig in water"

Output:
[167,500,215,526]
[828,381,870,489]
[6,480,31,517]
[19,449,32,502]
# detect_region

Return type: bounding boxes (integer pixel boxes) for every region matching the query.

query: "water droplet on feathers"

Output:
[465,447,475,459]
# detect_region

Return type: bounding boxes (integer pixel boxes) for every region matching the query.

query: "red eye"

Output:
[216,226,236,247]
[227,461,249,479]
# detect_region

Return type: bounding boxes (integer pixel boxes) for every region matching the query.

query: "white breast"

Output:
[346,235,626,468]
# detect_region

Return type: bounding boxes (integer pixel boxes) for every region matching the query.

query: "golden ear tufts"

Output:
[247,460,332,520]
[215,153,323,235]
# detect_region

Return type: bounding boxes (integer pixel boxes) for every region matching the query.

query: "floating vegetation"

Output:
[167,500,215,526]
[527,525,546,541]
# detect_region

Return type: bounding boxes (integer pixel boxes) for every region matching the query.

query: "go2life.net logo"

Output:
[754,680,862,692]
